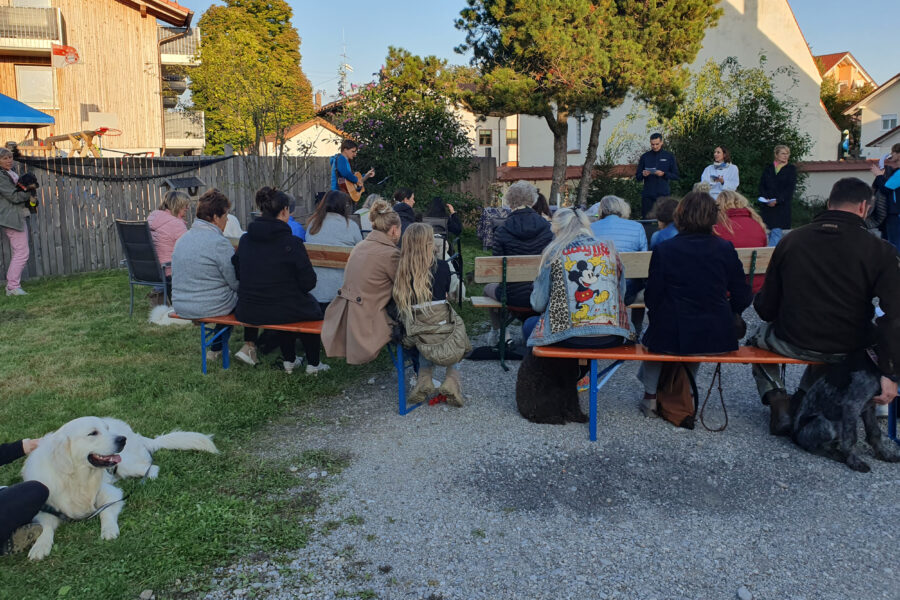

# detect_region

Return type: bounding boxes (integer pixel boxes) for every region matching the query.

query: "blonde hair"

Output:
[161,190,190,216]
[369,199,401,233]
[539,208,593,271]
[716,190,768,235]
[774,144,790,157]
[393,223,436,323]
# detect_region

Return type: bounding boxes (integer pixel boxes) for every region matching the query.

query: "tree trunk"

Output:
[544,107,568,208]
[575,114,603,207]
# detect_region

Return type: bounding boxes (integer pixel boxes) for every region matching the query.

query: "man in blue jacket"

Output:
[330,140,374,193]
[635,133,679,218]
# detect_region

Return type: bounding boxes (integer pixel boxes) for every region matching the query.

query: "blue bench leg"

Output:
[390,344,423,415]
[588,360,625,442]
[200,324,232,375]
[889,396,898,445]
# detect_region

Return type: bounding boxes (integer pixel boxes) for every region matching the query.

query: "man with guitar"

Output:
[330,140,374,202]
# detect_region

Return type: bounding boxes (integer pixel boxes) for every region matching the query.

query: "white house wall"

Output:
[858,83,900,159]
[481,0,839,171]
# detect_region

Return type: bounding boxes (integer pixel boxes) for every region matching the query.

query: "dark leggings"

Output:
[245,329,321,366]
[0,481,48,546]
[209,325,258,352]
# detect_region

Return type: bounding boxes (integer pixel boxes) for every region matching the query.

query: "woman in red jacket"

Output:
[713,190,768,293]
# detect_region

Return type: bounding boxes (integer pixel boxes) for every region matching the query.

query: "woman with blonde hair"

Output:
[713,190,767,292]
[147,190,190,303]
[322,199,402,364]
[394,223,469,406]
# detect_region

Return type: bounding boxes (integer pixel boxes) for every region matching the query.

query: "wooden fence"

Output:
[0,155,498,282]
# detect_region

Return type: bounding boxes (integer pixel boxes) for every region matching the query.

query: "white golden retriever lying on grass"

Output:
[22,416,217,560]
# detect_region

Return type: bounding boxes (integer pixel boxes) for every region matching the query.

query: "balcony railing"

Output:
[164,110,205,148]
[0,6,63,54]
[159,26,200,64]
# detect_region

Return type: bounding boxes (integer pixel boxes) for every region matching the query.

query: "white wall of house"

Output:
[856,82,900,159]
[467,0,840,171]
[266,125,344,157]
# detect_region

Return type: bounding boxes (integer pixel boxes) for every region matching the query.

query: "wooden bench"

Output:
[532,343,818,441]
[171,243,426,415]
[472,247,774,369]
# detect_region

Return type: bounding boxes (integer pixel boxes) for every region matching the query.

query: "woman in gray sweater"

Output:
[305,191,362,311]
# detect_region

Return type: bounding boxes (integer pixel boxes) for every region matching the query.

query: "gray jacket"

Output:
[0,170,32,231]
[305,213,362,303]
[171,218,239,318]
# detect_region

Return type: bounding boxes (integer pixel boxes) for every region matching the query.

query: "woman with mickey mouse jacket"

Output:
[523,208,634,349]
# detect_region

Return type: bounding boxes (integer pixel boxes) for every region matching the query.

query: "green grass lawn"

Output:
[0,233,489,600]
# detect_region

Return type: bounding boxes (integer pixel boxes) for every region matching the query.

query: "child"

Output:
[393,223,470,406]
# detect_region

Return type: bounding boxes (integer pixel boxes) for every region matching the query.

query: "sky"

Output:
[174,0,898,102]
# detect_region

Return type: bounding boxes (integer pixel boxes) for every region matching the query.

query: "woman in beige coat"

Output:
[322,200,402,364]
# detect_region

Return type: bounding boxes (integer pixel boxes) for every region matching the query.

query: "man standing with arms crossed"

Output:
[749,177,900,435]
[635,133,679,219]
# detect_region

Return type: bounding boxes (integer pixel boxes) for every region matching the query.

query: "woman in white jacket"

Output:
[700,146,739,200]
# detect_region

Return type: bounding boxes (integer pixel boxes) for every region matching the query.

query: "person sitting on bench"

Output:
[233,187,326,375]
[639,190,753,418]
[484,181,553,343]
[147,190,189,304]
[172,189,258,365]
[323,199,402,364]
[749,177,900,435]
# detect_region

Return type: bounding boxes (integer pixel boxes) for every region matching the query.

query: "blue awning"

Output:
[0,93,54,127]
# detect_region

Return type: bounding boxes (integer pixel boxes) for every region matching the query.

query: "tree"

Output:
[191,0,313,163]
[331,48,475,209]
[456,0,720,205]
[819,75,873,157]
[659,57,813,220]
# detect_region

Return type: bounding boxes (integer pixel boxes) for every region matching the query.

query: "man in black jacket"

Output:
[749,177,900,435]
[635,133,679,218]
[392,188,416,235]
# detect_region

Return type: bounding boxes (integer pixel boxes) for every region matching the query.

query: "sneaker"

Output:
[235,344,259,366]
[5,287,27,296]
[876,403,890,419]
[1,523,42,555]
[206,349,222,362]
[305,362,331,375]
[283,358,304,374]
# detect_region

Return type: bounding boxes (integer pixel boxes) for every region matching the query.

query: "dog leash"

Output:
[699,363,729,432]
[39,463,154,523]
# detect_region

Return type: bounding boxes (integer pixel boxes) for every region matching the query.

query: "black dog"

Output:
[791,349,900,472]
[515,351,588,424]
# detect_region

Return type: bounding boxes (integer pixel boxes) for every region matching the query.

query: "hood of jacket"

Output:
[504,207,548,240]
[246,216,292,242]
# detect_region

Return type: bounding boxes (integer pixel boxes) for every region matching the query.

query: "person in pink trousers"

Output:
[0,148,37,296]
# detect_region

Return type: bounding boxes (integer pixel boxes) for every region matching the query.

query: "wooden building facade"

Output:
[0,0,194,155]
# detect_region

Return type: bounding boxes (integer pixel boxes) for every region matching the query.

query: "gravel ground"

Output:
[201,318,900,600]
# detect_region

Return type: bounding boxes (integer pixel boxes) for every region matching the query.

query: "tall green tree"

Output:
[191,0,313,160]
[456,0,720,205]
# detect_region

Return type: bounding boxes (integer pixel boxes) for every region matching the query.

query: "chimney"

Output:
[314,92,322,111]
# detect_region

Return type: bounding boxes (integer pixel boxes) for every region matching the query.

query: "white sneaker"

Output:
[235,344,259,366]
[876,403,890,418]
[5,287,27,296]
[283,358,304,374]
[305,362,331,375]
[206,349,222,362]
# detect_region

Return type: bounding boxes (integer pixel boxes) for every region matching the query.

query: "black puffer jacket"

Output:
[492,207,553,307]
[232,217,322,325]
[393,202,416,234]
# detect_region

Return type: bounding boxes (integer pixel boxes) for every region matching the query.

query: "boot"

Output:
[409,366,435,404]
[767,389,793,436]
[438,368,464,407]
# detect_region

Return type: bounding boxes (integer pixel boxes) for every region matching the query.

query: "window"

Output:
[882,114,898,131]
[15,65,56,109]
[505,129,518,145]
[567,116,582,153]
[478,129,492,146]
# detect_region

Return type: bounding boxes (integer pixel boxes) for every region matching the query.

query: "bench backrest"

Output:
[474,246,773,284]
[305,243,353,269]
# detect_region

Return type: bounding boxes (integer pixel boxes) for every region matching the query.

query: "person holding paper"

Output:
[635,133,679,218]
[700,146,739,200]
[757,145,797,246]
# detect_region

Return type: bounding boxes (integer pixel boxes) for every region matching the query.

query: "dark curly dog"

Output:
[791,349,900,472]
[515,351,588,425]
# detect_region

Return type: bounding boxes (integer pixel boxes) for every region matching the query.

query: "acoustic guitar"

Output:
[339,171,366,203]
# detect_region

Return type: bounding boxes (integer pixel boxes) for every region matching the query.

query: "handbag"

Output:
[402,302,471,366]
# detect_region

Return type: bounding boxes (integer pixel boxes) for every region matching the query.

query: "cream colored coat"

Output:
[322,229,400,364]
